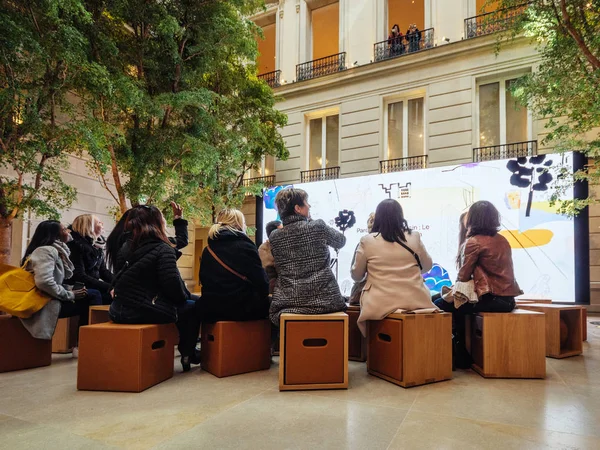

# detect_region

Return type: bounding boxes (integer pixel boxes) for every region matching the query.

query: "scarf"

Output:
[94,235,107,251]
[52,240,74,280]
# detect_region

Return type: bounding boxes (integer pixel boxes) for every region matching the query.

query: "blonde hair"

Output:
[367,212,376,233]
[71,214,98,239]
[208,208,246,239]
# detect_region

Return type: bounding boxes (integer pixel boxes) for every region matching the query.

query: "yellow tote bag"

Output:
[0,262,51,318]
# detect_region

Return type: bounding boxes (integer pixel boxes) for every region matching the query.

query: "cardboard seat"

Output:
[89,305,111,325]
[279,312,348,391]
[467,310,546,378]
[368,312,452,388]
[517,304,583,358]
[346,304,366,362]
[201,319,271,378]
[0,315,51,373]
[77,322,178,392]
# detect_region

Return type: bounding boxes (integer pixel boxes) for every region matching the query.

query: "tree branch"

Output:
[559,0,600,70]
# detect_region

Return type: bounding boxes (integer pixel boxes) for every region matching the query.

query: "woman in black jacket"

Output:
[109,205,201,372]
[67,214,113,304]
[197,208,269,323]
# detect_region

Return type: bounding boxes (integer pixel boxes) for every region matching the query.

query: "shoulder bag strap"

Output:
[207,245,249,282]
[397,240,423,271]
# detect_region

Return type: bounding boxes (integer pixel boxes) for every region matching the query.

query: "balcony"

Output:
[300,166,340,183]
[380,155,428,174]
[296,53,346,82]
[243,175,276,196]
[258,70,281,88]
[465,3,529,39]
[473,140,538,162]
[374,28,435,63]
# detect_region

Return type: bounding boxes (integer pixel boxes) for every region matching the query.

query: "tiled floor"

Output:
[2,316,600,449]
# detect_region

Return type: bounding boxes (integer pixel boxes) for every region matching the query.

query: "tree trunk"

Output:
[0,216,13,265]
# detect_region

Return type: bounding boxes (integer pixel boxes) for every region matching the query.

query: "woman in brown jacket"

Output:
[435,201,522,367]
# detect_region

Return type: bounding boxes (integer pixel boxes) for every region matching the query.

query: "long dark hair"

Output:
[466,201,501,237]
[22,220,63,265]
[106,209,131,271]
[456,212,468,269]
[125,205,173,252]
[371,199,411,244]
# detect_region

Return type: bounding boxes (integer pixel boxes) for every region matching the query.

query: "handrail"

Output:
[374,28,435,62]
[380,155,428,173]
[296,53,346,82]
[300,166,340,183]
[473,140,537,162]
[258,70,281,88]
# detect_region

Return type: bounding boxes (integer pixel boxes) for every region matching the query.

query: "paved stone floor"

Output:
[1,315,600,449]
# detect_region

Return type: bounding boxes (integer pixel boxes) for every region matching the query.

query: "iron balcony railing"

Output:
[296,53,346,82]
[300,166,340,183]
[258,70,281,88]
[464,3,529,39]
[473,140,538,162]
[380,155,428,173]
[243,175,276,188]
[374,28,435,62]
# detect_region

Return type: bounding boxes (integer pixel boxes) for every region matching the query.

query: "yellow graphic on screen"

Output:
[500,229,554,248]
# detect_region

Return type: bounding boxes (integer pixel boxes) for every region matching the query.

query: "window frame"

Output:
[382,92,427,161]
[476,74,533,148]
[305,107,341,171]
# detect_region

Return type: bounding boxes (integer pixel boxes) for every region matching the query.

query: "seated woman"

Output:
[197,208,269,322]
[20,221,102,348]
[351,199,435,336]
[434,201,521,367]
[109,205,200,372]
[106,201,190,271]
[67,214,113,304]
[269,188,347,326]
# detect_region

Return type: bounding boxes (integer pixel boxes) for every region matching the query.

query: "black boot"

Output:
[181,349,201,372]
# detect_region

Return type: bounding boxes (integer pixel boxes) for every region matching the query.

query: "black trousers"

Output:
[434,294,516,365]
[58,288,103,327]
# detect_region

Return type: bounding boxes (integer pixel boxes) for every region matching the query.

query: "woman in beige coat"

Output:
[351,199,436,336]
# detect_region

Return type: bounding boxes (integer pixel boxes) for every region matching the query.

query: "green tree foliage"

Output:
[0,0,88,262]
[76,0,288,222]
[493,0,600,214]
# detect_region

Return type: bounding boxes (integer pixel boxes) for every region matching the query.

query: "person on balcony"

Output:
[406,24,421,53]
[388,24,404,57]
[269,188,347,326]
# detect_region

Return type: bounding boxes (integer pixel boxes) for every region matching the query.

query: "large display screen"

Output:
[262,153,575,302]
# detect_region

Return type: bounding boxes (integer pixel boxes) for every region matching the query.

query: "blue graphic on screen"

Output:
[423,263,452,295]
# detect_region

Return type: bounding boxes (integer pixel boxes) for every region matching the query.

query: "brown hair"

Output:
[456,212,468,269]
[466,201,501,237]
[371,199,411,244]
[125,205,173,252]
[275,188,309,221]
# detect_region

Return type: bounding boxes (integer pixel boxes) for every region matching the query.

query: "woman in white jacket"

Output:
[20,221,102,343]
[351,199,437,336]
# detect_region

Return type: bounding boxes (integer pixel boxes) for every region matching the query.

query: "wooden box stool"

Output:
[517,304,583,358]
[52,316,79,353]
[0,315,52,372]
[347,305,366,362]
[368,312,452,388]
[89,305,111,325]
[469,310,546,378]
[279,312,348,391]
[77,322,178,392]
[201,319,271,378]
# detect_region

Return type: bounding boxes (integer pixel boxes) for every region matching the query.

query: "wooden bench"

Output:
[0,315,52,373]
[201,319,271,378]
[346,304,366,362]
[467,310,546,378]
[517,304,583,358]
[77,322,178,392]
[279,312,348,391]
[367,312,452,388]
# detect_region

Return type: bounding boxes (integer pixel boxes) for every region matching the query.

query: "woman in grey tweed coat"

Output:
[269,188,347,325]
